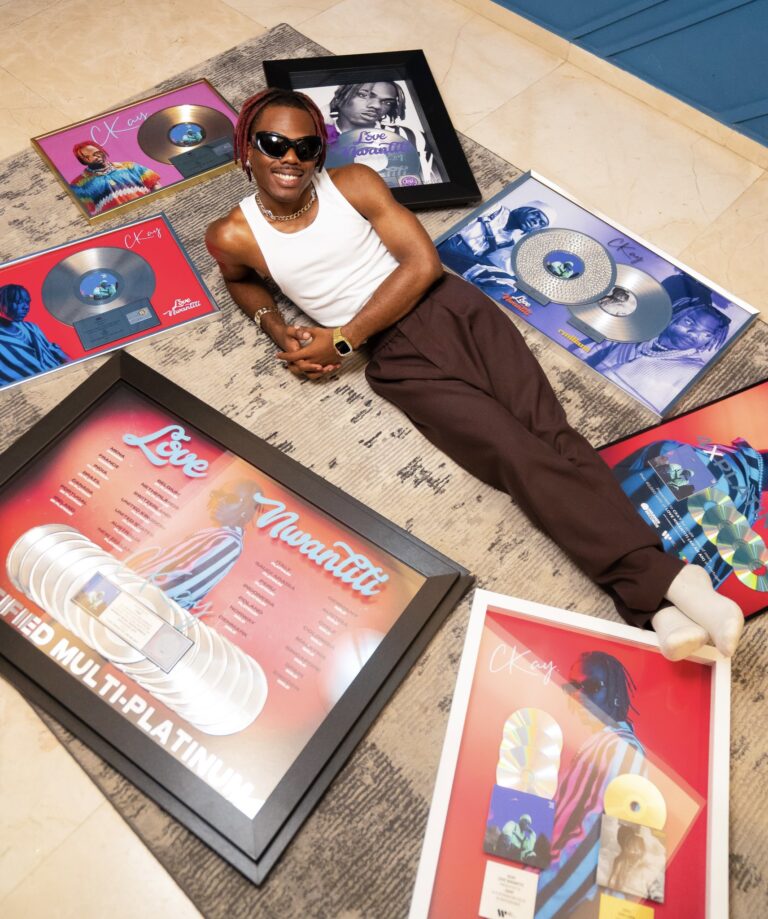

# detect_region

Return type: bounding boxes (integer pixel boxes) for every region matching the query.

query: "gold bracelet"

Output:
[252,306,278,328]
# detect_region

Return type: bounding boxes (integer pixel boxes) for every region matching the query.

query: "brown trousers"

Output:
[365,274,683,628]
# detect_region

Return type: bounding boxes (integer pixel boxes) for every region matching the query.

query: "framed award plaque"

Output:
[0,213,219,392]
[0,353,472,884]
[600,377,768,620]
[263,50,481,211]
[32,79,238,223]
[410,590,730,919]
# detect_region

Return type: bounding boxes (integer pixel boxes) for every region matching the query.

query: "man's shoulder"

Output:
[206,204,253,256]
[328,163,392,199]
[327,163,399,217]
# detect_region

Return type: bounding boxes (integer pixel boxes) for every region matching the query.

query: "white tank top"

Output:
[239,170,399,327]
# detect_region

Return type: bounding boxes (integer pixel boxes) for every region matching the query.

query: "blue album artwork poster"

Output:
[436,173,758,415]
[483,785,556,871]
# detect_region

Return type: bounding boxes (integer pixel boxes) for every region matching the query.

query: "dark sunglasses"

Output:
[566,677,606,697]
[251,131,323,162]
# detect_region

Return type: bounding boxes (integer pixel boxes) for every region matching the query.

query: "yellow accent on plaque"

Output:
[604,774,667,830]
[599,893,654,919]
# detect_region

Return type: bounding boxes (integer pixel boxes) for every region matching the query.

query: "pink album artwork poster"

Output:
[32,79,237,223]
[0,214,218,392]
[0,386,425,816]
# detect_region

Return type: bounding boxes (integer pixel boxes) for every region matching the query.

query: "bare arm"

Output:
[205,211,337,378]
[277,164,443,367]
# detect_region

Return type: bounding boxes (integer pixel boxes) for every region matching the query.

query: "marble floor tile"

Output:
[681,172,768,319]
[0,802,202,918]
[301,0,564,131]
[2,0,264,127]
[0,682,105,898]
[566,45,768,172]
[222,0,342,28]
[465,62,763,256]
[0,0,59,30]
[0,66,69,160]
[454,0,571,59]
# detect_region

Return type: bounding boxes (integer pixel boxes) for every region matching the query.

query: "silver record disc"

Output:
[510,228,616,305]
[34,538,98,619]
[496,708,563,799]
[568,263,673,343]
[41,247,155,326]
[7,524,77,586]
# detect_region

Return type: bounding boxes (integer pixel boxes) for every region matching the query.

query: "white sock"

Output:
[664,565,744,657]
[651,605,709,661]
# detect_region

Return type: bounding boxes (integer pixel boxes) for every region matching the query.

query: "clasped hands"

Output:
[276,325,342,381]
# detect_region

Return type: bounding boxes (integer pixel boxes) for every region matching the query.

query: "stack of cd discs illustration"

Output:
[510,227,673,343]
[496,707,563,799]
[688,488,768,589]
[7,524,267,735]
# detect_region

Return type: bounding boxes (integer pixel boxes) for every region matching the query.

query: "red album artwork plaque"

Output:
[0,214,218,392]
[0,355,471,883]
[410,591,729,919]
[600,378,768,619]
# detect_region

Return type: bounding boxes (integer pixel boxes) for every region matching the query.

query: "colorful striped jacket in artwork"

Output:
[69,162,161,216]
[0,320,69,384]
[535,722,645,919]
[131,526,245,613]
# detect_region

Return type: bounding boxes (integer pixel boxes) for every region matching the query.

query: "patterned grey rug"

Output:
[2,23,768,919]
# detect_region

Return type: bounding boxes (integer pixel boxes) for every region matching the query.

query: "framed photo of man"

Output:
[262,50,481,210]
[409,590,730,919]
[31,79,239,224]
[0,352,472,884]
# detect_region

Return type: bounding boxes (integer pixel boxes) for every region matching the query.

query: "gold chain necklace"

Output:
[254,184,316,222]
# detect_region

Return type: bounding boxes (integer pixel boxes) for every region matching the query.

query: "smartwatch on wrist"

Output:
[332,327,354,357]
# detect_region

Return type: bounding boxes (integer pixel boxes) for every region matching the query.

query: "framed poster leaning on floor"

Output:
[263,50,481,211]
[410,590,729,919]
[0,353,472,884]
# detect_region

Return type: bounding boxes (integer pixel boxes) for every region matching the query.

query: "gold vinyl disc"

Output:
[137,104,234,164]
[604,774,667,830]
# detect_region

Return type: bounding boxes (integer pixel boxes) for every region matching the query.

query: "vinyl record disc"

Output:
[510,228,616,305]
[604,774,667,830]
[568,263,673,343]
[41,247,155,326]
[137,104,234,164]
[497,708,563,799]
[325,129,423,186]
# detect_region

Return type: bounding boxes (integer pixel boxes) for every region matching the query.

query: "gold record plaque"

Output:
[137,104,235,165]
[32,79,238,223]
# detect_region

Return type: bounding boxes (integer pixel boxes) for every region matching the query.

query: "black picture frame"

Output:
[0,352,472,884]
[263,50,481,210]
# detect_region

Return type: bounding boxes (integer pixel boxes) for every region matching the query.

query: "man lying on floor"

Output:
[205,88,743,662]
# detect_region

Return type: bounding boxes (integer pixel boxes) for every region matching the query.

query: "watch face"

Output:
[335,339,352,356]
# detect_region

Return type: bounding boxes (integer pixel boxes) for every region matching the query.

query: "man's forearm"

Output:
[341,258,442,349]
[224,276,287,345]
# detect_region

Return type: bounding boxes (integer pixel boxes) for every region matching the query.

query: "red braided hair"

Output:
[73,140,107,162]
[234,88,328,180]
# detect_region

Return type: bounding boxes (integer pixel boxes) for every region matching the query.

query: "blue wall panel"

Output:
[495,0,768,145]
